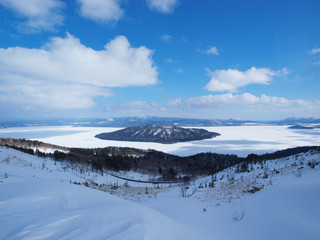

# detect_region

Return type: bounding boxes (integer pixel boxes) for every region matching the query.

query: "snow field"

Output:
[0,147,200,240]
[1,146,320,239]
[142,151,320,240]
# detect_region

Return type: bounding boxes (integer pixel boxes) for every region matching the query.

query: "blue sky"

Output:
[0,0,320,121]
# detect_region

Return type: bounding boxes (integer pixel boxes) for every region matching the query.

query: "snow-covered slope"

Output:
[143,151,320,240]
[1,146,320,240]
[0,147,200,240]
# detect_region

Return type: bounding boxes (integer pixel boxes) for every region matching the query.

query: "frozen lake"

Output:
[1,125,320,157]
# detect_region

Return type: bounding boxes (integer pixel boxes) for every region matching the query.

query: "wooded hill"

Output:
[1,138,319,181]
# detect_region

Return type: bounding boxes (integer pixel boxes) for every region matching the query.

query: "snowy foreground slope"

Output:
[0,147,199,240]
[1,146,320,240]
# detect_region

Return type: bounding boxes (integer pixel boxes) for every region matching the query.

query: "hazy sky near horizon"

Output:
[0,0,320,121]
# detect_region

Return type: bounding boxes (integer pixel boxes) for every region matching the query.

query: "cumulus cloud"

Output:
[77,0,123,22]
[0,0,64,32]
[185,93,308,108]
[146,0,178,13]
[308,47,320,54]
[0,33,158,110]
[205,46,219,55]
[205,67,288,92]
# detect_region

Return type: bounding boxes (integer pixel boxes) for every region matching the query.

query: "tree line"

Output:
[1,138,319,181]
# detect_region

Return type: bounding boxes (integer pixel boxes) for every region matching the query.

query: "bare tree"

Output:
[179,183,196,197]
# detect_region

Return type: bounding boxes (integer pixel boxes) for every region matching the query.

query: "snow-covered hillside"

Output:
[1,146,320,240]
[0,147,200,240]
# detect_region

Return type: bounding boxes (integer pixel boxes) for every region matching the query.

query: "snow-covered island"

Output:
[95,124,220,144]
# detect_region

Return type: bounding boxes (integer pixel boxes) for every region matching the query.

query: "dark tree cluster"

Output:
[259,146,320,160]
[58,148,244,180]
[6,145,35,155]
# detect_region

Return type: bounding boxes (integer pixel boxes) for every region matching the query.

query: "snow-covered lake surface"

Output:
[1,125,320,156]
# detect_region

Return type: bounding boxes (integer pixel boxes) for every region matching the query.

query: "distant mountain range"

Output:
[95,124,220,144]
[288,125,315,129]
[79,117,320,127]
[288,124,320,130]
[84,117,224,127]
[1,116,320,128]
[270,117,320,125]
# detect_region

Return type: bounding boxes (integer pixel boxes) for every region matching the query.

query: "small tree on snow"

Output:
[180,183,196,197]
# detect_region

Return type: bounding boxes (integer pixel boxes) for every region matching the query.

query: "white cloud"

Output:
[109,101,166,114]
[308,47,320,54]
[185,93,309,108]
[0,82,112,109]
[205,67,288,92]
[77,0,123,22]
[206,46,219,55]
[167,97,182,108]
[166,94,319,120]
[147,0,178,13]
[0,0,64,32]
[0,33,158,110]
[161,34,172,42]
[307,47,320,65]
